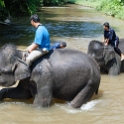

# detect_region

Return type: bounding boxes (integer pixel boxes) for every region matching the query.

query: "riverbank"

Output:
[75,0,124,20]
[75,0,102,8]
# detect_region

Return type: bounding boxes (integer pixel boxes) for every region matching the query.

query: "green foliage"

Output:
[96,0,124,19]
[75,0,124,20]
[67,0,76,4]
[26,0,43,14]
[0,0,5,7]
[0,0,5,20]
[0,0,43,20]
[0,0,75,20]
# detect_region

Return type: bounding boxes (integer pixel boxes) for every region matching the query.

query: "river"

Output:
[0,4,124,124]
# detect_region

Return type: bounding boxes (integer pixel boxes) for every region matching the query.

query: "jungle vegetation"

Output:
[76,0,124,19]
[0,0,124,20]
[0,0,75,20]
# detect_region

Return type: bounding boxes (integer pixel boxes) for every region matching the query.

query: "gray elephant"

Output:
[0,43,100,108]
[88,40,124,75]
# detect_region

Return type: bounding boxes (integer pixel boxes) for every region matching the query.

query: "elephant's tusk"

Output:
[0,80,20,90]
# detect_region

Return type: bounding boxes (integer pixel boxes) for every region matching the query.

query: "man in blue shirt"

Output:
[26,14,50,66]
[103,22,124,61]
[50,42,67,50]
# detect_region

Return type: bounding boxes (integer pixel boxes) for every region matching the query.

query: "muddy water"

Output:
[0,4,124,124]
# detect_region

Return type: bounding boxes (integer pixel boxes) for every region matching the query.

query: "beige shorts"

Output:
[26,48,49,66]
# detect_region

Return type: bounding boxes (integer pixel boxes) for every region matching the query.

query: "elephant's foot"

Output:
[33,94,52,108]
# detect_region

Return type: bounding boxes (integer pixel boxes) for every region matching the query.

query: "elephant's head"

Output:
[88,40,115,66]
[0,44,30,86]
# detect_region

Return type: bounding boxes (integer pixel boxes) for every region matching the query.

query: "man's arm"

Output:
[103,37,106,42]
[103,30,110,45]
[26,43,39,53]
[103,37,109,45]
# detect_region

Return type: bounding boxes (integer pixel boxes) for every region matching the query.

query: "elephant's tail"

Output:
[95,78,100,95]
[95,87,99,94]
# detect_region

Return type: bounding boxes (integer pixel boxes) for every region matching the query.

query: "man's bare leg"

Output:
[121,53,124,61]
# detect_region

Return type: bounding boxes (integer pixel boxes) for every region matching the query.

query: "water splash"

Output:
[81,100,102,111]
[55,100,102,114]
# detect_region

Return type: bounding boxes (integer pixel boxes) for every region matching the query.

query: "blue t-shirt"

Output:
[104,28,118,44]
[50,43,61,50]
[34,25,50,50]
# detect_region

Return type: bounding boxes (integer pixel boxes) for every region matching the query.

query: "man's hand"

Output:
[26,43,39,53]
[103,39,109,45]
[104,42,108,46]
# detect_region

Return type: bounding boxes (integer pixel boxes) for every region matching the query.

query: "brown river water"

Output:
[0,4,124,124]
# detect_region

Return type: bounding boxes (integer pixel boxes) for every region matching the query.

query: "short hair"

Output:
[103,22,110,28]
[30,14,40,23]
[61,42,67,47]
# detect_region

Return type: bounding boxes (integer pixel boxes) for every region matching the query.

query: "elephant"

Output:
[87,40,124,75]
[0,43,100,108]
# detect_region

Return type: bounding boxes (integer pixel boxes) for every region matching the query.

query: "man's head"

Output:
[30,14,40,27]
[103,22,110,31]
[60,42,67,48]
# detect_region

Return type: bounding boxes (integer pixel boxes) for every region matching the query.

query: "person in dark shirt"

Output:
[50,42,67,50]
[103,22,124,61]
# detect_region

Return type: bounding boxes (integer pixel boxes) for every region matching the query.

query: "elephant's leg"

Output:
[108,64,120,75]
[70,80,96,108]
[32,66,53,107]
[107,56,121,75]
[33,85,52,107]
[0,85,32,100]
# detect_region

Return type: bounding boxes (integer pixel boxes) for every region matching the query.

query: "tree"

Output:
[0,0,75,21]
[0,0,43,20]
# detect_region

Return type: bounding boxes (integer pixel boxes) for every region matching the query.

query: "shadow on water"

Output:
[0,20,102,47]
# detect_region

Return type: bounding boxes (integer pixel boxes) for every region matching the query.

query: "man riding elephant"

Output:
[25,14,50,67]
[103,22,124,61]
[88,40,123,75]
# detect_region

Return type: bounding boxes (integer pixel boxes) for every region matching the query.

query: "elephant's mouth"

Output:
[0,80,20,90]
[93,56,105,66]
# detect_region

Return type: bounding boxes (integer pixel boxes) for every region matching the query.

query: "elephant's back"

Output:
[32,48,100,76]
[49,48,100,83]
[49,48,98,68]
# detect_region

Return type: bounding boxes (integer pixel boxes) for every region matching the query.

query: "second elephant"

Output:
[87,40,124,75]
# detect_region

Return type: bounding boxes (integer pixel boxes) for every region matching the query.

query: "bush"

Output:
[96,0,124,19]
[0,0,75,20]
[0,0,43,20]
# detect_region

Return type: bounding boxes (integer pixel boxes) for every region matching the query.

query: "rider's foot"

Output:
[121,54,124,61]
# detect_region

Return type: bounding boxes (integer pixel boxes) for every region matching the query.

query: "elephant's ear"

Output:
[13,58,30,81]
[103,49,115,64]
